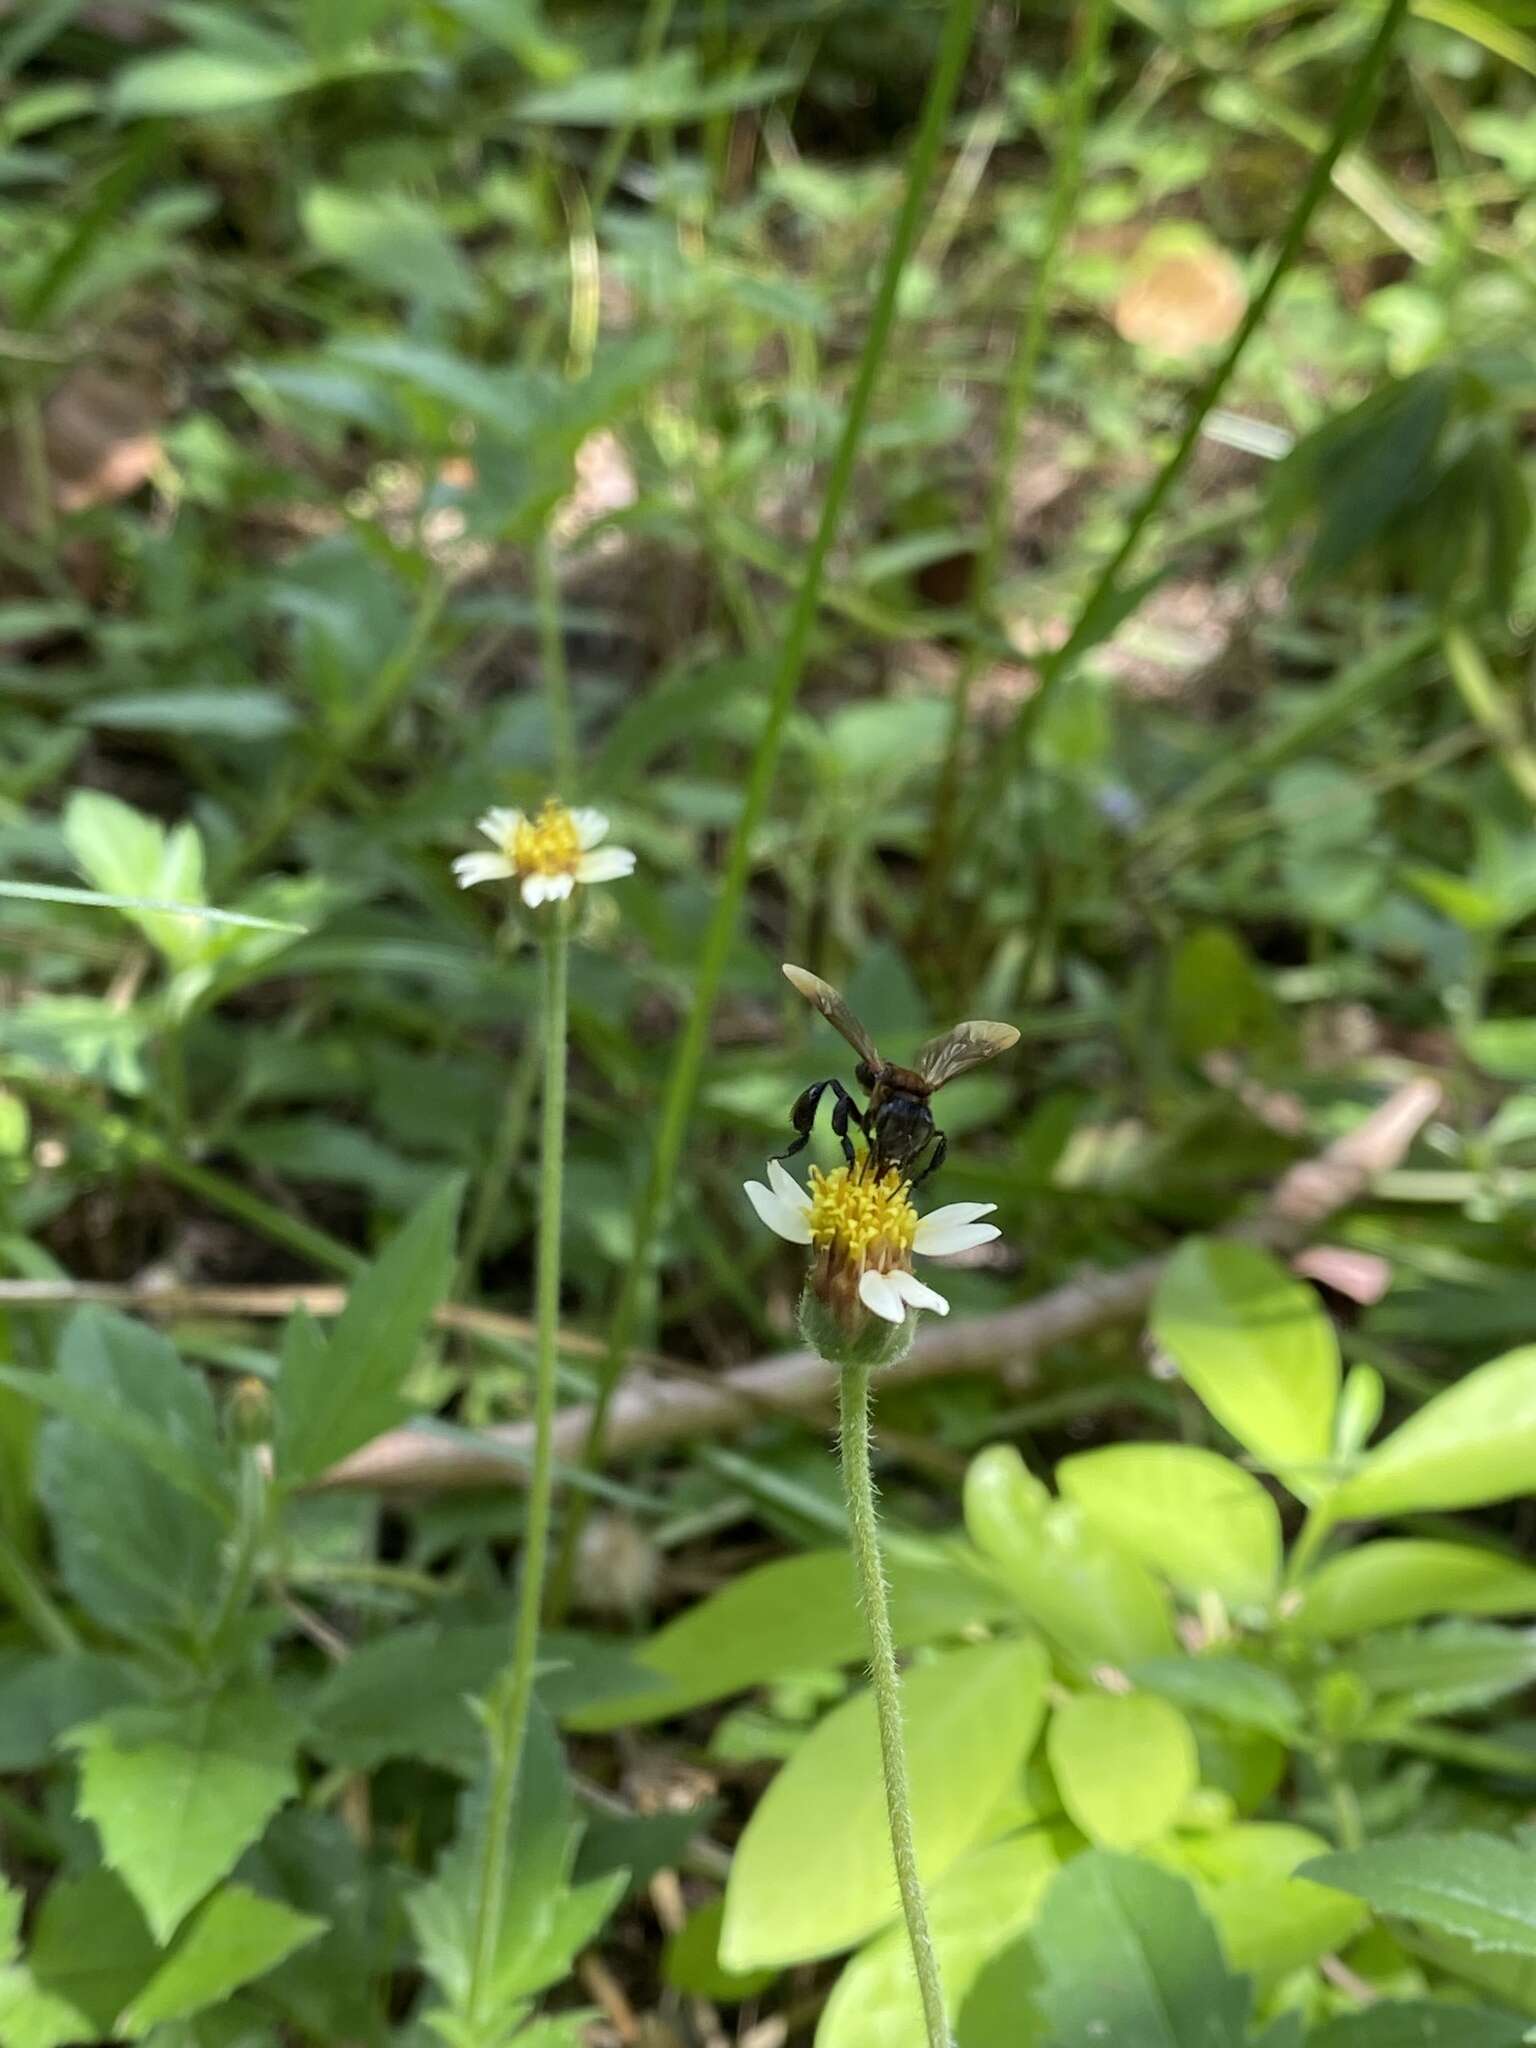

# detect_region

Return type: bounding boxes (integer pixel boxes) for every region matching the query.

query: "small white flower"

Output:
[451,798,636,908]
[742,1156,1000,1325]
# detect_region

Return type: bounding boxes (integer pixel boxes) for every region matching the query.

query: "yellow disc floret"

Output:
[807,1158,917,1265]
[508,799,583,878]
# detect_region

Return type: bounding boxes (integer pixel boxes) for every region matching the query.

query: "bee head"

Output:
[854,1059,877,1090]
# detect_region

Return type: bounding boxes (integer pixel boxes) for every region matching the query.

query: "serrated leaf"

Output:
[1151,1240,1338,1493]
[68,1686,300,1943]
[721,1639,1049,1969]
[119,1885,324,2032]
[1331,1345,1536,1520]
[1292,1539,1536,1640]
[1031,1851,1253,2048]
[1048,1691,1200,1849]
[275,1178,460,1483]
[1303,1834,1536,1957]
[1058,1444,1281,1609]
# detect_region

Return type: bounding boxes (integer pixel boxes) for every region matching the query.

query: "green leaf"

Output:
[1058,1444,1281,1609]
[61,790,214,967]
[240,1809,398,2043]
[664,1900,776,2002]
[1123,1657,1303,1742]
[1330,1346,1536,1520]
[26,1870,158,2035]
[0,1358,232,1521]
[1151,1240,1339,1492]
[119,1886,325,2032]
[820,1834,1059,2048]
[721,1639,1049,1969]
[516,52,798,124]
[0,1654,145,1771]
[79,688,298,741]
[1157,1823,1366,1984]
[35,1312,228,1649]
[301,186,481,312]
[112,48,316,116]
[1047,1690,1200,1849]
[68,1685,301,1943]
[1291,1539,1536,1640]
[1030,1851,1253,2048]
[275,1178,460,1484]
[1167,926,1281,1063]
[1346,1623,1536,1718]
[568,1545,1014,1731]
[956,1932,1046,2048]
[1302,1834,1536,1958]
[1309,2001,1531,2047]
[963,1445,1176,1668]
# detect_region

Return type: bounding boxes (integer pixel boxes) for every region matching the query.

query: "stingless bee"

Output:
[779,962,1020,1187]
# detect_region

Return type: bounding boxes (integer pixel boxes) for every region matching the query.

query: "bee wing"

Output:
[782,963,882,1068]
[915,1019,1021,1089]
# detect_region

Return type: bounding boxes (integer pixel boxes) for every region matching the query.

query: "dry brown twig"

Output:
[0,1080,1438,1491]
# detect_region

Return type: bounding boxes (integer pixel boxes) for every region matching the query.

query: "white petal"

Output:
[576,845,636,884]
[477,807,523,845]
[913,1219,1001,1259]
[889,1269,949,1316]
[452,851,515,889]
[522,873,550,907]
[858,1269,906,1324]
[743,1179,814,1245]
[917,1201,996,1232]
[766,1157,809,1210]
[546,872,575,901]
[569,807,609,850]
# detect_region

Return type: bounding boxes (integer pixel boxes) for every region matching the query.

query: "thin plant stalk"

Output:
[534,529,575,790]
[458,1022,542,1298]
[548,0,984,1616]
[0,1521,77,1655]
[958,0,1413,879]
[465,913,569,2025]
[923,0,1110,907]
[838,1354,949,2048]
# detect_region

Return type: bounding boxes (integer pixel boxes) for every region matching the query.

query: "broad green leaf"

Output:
[35,1312,227,1649]
[664,1900,776,2003]
[721,1639,1049,1969]
[0,1968,84,2048]
[113,49,316,116]
[1291,1539,1536,1639]
[1058,1444,1281,1609]
[0,1359,232,1520]
[569,1545,1015,1731]
[1330,1346,1536,1519]
[818,1834,1059,2048]
[1031,1851,1252,2048]
[62,790,214,967]
[1309,2003,1530,2048]
[68,1685,301,1942]
[240,1809,396,2044]
[1167,926,1281,1063]
[25,1870,158,2035]
[119,1886,325,2032]
[275,1178,460,1483]
[1158,1823,1366,1984]
[962,1446,1176,1667]
[1047,1691,1200,1849]
[1302,1834,1536,1958]
[301,186,480,312]
[79,688,297,741]
[0,1654,145,1771]
[956,1932,1046,2048]
[516,52,798,125]
[1151,1240,1338,1490]
[1123,1657,1303,1742]
[1345,1623,1536,1717]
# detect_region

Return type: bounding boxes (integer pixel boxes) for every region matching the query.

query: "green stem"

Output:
[1285,1496,1337,1590]
[1443,622,1536,807]
[548,0,984,1619]
[838,1356,949,2048]
[534,532,575,788]
[923,0,1109,907]
[465,915,569,2027]
[458,1021,542,1298]
[202,1448,267,1663]
[0,1520,77,1654]
[961,0,1413,871]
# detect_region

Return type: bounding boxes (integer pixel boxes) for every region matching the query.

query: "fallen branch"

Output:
[321,1079,1441,1492]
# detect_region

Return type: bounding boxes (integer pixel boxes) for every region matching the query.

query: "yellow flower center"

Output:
[807,1157,917,1264]
[509,799,582,878]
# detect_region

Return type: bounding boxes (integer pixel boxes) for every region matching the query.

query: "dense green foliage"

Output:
[5,0,1536,2042]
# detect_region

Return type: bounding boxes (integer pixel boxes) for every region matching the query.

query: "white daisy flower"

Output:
[743,1155,999,1325]
[451,798,636,908]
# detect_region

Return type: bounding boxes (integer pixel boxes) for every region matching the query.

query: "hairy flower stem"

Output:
[466,913,569,2026]
[548,0,984,1620]
[838,1355,950,2048]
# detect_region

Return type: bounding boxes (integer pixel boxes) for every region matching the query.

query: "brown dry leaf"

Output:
[1115,226,1246,358]
[0,363,163,528]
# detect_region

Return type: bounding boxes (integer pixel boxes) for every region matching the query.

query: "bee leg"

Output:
[911,1129,948,1188]
[778,1079,835,1163]
[828,1081,867,1169]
